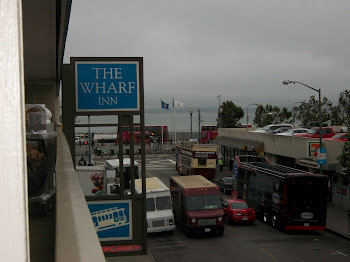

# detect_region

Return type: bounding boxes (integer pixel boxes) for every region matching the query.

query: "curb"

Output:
[325,227,350,241]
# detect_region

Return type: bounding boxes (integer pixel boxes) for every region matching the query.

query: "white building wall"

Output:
[0,0,29,261]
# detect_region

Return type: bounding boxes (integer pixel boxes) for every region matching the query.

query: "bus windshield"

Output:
[185,195,221,211]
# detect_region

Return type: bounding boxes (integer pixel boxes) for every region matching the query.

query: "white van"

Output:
[135,177,175,233]
[105,158,140,194]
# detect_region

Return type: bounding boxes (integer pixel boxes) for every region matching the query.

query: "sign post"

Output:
[69,57,146,256]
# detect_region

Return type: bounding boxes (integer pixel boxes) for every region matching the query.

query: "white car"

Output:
[250,124,293,134]
[276,128,309,136]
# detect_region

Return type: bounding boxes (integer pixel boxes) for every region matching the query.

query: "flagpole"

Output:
[160,98,163,145]
[172,97,174,147]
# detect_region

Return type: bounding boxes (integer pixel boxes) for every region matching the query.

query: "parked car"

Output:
[276,128,309,136]
[295,127,335,138]
[341,126,348,132]
[216,176,233,194]
[222,199,256,224]
[323,133,348,141]
[250,124,293,134]
[272,126,293,134]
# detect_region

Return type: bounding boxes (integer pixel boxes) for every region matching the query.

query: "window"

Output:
[230,202,249,209]
[146,198,155,211]
[185,195,221,211]
[222,201,228,208]
[156,196,171,210]
[198,158,206,166]
[343,176,349,187]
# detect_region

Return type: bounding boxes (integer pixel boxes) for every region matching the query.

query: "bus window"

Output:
[198,158,206,166]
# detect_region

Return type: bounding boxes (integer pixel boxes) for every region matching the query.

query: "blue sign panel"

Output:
[233,165,238,179]
[317,147,327,165]
[88,200,132,241]
[75,61,140,112]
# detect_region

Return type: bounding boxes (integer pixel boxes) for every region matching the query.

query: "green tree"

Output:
[294,96,332,127]
[337,119,350,176]
[253,104,292,127]
[217,101,244,128]
[332,90,350,125]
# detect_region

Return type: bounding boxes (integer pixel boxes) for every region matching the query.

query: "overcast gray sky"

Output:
[64,0,350,110]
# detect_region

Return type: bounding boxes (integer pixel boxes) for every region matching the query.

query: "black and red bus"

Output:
[200,125,218,143]
[232,155,328,231]
[117,125,168,144]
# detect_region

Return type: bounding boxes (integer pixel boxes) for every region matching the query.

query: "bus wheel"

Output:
[263,211,269,223]
[271,215,277,227]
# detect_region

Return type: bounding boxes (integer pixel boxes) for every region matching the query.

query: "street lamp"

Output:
[217,95,221,109]
[189,109,193,139]
[198,107,201,142]
[247,103,258,132]
[283,80,323,174]
[219,108,223,128]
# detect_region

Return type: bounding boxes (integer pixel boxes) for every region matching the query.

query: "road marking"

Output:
[261,248,276,259]
[330,250,348,256]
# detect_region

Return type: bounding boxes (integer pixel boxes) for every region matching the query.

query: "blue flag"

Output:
[161,101,169,110]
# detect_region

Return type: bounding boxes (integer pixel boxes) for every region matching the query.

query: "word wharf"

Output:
[80,67,136,106]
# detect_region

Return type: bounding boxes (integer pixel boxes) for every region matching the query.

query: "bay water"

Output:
[75,108,255,134]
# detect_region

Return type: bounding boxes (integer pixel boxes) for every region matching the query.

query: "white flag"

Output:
[174,100,184,108]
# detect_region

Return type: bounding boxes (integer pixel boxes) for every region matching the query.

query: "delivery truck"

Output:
[135,177,175,233]
[170,175,225,236]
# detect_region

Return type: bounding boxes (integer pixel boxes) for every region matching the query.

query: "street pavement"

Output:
[77,145,350,262]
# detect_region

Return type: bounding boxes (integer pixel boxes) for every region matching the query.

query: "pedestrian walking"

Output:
[218,158,223,172]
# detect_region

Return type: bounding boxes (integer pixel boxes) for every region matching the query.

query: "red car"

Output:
[295,127,335,138]
[323,133,348,141]
[222,199,256,224]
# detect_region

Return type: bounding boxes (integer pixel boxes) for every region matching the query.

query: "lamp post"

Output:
[217,95,221,109]
[189,109,193,139]
[247,103,258,132]
[198,107,201,142]
[283,80,322,174]
[219,108,223,128]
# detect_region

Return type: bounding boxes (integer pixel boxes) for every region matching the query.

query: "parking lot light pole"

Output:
[189,109,193,139]
[283,80,322,174]
[247,103,258,132]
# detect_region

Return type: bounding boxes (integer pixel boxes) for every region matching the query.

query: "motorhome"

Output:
[135,177,175,233]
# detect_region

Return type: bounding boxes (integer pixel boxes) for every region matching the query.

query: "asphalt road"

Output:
[144,155,350,262]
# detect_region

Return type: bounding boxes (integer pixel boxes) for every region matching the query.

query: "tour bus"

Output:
[200,125,218,143]
[135,177,175,233]
[105,158,141,194]
[175,141,217,180]
[232,155,328,231]
[117,125,168,144]
[170,175,225,236]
